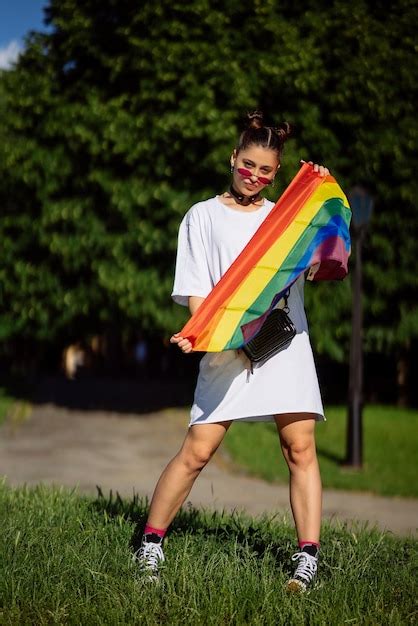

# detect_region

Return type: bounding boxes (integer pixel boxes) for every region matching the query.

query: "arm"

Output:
[170,295,205,354]
[188,296,205,316]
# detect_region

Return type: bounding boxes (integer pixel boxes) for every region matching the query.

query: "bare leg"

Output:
[146,421,232,530]
[275,413,322,543]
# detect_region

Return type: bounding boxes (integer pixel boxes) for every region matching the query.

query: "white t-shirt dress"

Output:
[172,196,325,426]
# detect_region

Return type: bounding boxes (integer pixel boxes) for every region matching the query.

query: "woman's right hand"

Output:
[170,333,193,354]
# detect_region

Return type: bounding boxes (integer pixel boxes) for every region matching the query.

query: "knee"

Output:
[180,442,215,473]
[282,438,316,470]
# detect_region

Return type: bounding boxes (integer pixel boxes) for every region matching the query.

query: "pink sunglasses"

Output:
[236,167,273,186]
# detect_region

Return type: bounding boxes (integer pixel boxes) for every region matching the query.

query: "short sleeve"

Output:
[171,208,213,307]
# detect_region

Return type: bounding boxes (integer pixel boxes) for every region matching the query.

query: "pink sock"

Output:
[299,540,320,549]
[144,523,167,539]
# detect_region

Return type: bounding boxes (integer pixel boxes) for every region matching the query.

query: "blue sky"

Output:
[0,1,51,68]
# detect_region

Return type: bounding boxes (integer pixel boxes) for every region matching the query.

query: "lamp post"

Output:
[345,185,374,467]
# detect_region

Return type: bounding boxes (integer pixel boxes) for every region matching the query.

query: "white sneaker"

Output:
[133,533,165,583]
[286,545,319,592]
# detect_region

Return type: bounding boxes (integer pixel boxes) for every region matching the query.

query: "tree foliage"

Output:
[0,0,416,364]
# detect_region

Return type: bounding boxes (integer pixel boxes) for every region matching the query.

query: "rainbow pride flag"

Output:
[180,163,351,352]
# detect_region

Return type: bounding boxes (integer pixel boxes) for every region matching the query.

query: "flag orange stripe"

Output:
[180,164,326,345]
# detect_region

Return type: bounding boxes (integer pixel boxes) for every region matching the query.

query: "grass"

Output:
[0,387,15,426]
[223,405,418,498]
[0,483,417,625]
[0,386,32,429]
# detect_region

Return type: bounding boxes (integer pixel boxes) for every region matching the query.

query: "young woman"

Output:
[134,111,329,592]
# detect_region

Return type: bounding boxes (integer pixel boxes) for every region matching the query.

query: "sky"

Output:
[0,1,51,69]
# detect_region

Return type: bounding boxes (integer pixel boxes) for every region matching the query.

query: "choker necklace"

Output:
[229,185,261,206]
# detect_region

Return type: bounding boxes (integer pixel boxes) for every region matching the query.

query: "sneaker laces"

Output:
[136,541,165,573]
[291,551,318,584]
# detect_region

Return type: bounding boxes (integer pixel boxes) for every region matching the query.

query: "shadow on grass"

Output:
[317,447,368,469]
[316,446,344,465]
[91,487,293,565]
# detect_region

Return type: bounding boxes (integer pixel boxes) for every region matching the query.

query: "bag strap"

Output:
[282,288,291,313]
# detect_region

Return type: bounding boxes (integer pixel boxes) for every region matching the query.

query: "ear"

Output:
[230,150,237,167]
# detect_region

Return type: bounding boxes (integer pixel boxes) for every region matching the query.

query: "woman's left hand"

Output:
[301,160,330,177]
[170,333,193,354]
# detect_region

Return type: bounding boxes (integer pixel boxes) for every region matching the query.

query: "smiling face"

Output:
[231,145,280,197]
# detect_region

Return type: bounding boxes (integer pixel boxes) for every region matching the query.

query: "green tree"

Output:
[0,0,416,394]
[302,0,418,402]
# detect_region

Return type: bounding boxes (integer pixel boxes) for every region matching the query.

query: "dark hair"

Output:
[236,110,292,158]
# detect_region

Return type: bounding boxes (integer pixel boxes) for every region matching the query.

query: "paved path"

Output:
[1,403,417,537]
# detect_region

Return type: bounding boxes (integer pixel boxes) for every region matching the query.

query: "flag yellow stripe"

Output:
[206,182,347,351]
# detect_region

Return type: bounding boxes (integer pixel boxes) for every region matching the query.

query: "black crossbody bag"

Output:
[242,291,296,365]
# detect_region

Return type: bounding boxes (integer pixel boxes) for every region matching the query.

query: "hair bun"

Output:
[246,110,264,130]
[273,121,292,143]
[236,110,292,157]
